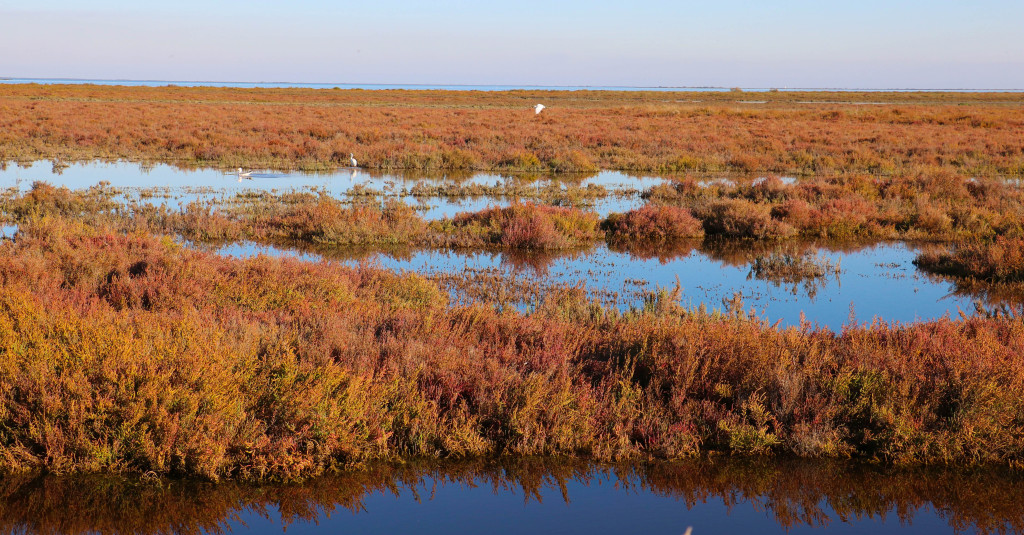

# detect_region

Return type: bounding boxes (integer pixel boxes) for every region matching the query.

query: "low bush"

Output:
[602,205,705,243]
[696,199,796,239]
[441,203,600,250]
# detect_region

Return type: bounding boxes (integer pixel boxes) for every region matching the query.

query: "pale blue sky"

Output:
[1,0,1022,87]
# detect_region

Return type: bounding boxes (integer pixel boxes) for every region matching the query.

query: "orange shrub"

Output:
[603,204,705,243]
[444,203,600,250]
[696,199,796,239]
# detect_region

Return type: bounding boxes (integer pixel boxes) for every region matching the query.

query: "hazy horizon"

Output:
[2,0,1022,89]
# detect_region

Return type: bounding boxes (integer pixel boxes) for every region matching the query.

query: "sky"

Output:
[1,0,1022,88]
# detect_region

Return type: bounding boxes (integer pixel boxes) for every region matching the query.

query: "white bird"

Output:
[349,153,358,167]
[237,167,253,178]
[534,103,545,115]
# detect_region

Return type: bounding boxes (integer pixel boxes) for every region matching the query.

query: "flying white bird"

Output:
[349,153,358,167]
[534,104,545,115]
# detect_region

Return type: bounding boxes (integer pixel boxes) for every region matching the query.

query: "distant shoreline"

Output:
[1,77,1022,92]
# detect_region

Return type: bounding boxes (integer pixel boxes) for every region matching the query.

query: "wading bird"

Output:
[534,103,545,115]
[350,153,358,167]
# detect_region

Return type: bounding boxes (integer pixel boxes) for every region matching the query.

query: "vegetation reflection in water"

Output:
[0,161,652,217]
[208,239,995,330]
[1,459,1021,535]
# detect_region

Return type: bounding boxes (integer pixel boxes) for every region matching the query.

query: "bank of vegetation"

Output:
[1,84,1022,175]
[1,202,1024,480]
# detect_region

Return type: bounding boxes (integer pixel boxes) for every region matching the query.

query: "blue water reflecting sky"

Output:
[0,161,649,217]
[221,472,953,535]
[1,160,987,330]
[213,241,974,330]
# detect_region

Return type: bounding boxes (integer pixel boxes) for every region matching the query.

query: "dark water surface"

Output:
[1,459,1020,535]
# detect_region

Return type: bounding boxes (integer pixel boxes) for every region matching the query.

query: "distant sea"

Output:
[1,78,1021,92]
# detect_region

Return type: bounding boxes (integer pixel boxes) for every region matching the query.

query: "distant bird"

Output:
[534,103,546,115]
[237,167,253,178]
[349,153,358,167]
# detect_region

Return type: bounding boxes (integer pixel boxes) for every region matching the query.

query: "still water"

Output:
[0,161,652,218]
[1,459,1018,534]
[2,161,1011,329]
[209,240,984,330]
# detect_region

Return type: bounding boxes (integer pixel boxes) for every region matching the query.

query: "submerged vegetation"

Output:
[1,84,1023,175]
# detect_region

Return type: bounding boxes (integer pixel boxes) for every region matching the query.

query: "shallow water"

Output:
[3,160,1010,328]
[0,161,652,217]
[2,459,1019,535]
[210,240,981,330]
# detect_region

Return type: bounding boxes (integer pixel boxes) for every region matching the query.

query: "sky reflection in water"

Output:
[1,161,993,329]
[0,161,652,217]
[212,241,975,330]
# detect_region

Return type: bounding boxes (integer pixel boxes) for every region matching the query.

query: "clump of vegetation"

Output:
[435,203,600,250]
[261,197,428,246]
[641,171,1024,243]
[1,181,120,222]
[915,237,1024,282]
[6,175,1024,264]
[748,250,842,298]
[602,204,704,244]
[696,199,796,239]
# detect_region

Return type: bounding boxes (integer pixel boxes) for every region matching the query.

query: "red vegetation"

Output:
[916,236,1024,282]
[1,84,1022,175]
[0,217,1023,480]
[603,204,705,242]
[697,199,796,239]
[444,203,601,250]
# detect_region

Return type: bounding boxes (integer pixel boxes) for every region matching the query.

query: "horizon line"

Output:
[2,76,1023,92]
